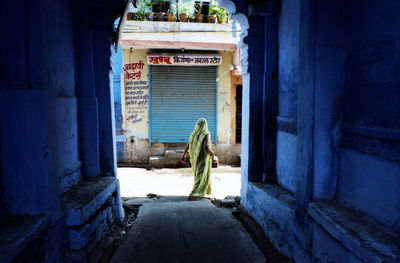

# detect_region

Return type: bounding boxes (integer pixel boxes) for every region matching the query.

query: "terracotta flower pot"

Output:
[148,12,155,21]
[217,16,227,24]
[127,12,135,20]
[195,13,204,23]
[180,13,189,22]
[167,12,176,22]
[207,14,216,23]
[155,12,166,21]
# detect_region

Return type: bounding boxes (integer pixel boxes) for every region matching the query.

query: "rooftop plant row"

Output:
[128,0,229,23]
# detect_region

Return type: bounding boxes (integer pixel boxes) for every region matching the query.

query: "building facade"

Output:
[119,18,243,165]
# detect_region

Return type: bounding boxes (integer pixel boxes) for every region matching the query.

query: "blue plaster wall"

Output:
[112,35,125,163]
[275,0,299,193]
[113,47,123,135]
[93,16,117,175]
[0,0,125,260]
[278,0,298,118]
[337,0,400,227]
[237,0,400,261]
[0,89,51,215]
[342,0,400,130]
[312,0,344,199]
[338,150,400,228]
[42,0,82,193]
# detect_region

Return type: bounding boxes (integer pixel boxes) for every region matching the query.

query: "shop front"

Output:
[122,50,241,165]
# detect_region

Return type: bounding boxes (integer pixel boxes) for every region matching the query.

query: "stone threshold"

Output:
[249,182,296,221]
[0,214,49,263]
[245,183,312,262]
[309,199,400,262]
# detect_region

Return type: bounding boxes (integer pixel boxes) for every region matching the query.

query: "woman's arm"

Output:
[205,144,215,159]
[180,143,189,163]
[203,134,214,159]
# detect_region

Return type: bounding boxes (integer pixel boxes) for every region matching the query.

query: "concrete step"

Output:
[61,177,122,259]
[165,149,184,159]
[149,156,189,168]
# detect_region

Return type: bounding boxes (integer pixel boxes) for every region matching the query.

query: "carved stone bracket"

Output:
[276,116,297,135]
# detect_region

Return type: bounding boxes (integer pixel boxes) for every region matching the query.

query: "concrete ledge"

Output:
[69,207,112,250]
[62,177,117,227]
[0,215,49,263]
[165,149,184,159]
[149,156,185,168]
[243,183,311,261]
[309,199,400,262]
[246,183,296,226]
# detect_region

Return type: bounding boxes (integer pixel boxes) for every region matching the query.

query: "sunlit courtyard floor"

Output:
[117,166,241,200]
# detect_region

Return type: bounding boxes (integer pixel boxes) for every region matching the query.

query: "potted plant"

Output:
[152,0,168,21]
[132,0,152,21]
[167,0,177,21]
[194,2,203,22]
[167,11,176,21]
[216,7,228,24]
[155,12,166,21]
[178,0,193,22]
[189,15,196,22]
[207,4,218,23]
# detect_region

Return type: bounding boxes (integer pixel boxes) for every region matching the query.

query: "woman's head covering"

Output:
[188,118,210,165]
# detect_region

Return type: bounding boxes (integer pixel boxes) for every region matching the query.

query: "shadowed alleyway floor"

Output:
[108,167,266,262]
[109,196,266,263]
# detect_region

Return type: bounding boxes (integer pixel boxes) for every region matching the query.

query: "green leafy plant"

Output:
[208,4,219,15]
[134,0,153,20]
[168,0,177,13]
[216,7,228,21]
[194,2,203,14]
[178,0,194,14]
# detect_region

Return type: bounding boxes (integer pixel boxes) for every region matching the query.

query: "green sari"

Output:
[188,118,212,197]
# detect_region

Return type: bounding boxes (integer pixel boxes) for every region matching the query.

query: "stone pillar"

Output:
[295,0,317,224]
[262,12,279,183]
[92,9,117,176]
[245,0,279,183]
[245,15,265,182]
[75,8,100,178]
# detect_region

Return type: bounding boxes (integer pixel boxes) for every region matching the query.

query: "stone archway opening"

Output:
[111,0,249,202]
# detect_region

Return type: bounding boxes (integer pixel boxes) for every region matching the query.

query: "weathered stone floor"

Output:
[109,197,266,263]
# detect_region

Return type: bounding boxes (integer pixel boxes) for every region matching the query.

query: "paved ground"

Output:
[110,167,266,263]
[109,197,266,263]
[117,166,241,199]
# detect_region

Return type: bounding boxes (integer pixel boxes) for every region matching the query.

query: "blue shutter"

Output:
[150,66,217,144]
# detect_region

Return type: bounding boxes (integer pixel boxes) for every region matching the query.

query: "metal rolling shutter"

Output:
[150,65,217,144]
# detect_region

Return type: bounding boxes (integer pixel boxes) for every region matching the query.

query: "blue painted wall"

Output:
[112,19,125,163]
[0,0,125,260]
[337,0,400,228]
[275,0,299,193]
[236,0,400,261]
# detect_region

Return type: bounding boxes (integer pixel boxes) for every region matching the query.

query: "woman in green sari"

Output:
[180,118,215,200]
